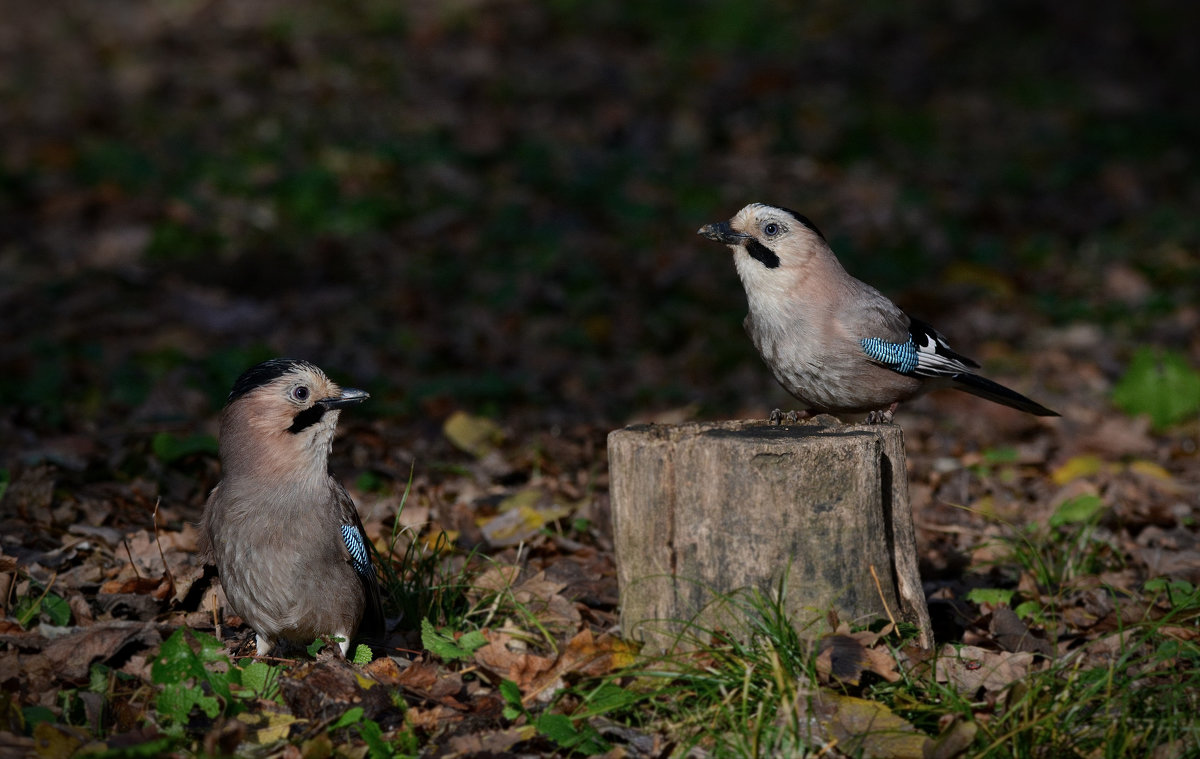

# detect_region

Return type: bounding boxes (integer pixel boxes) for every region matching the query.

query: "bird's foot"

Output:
[254,634,274,657]
[769,409,811,425]
[864,403,899,425]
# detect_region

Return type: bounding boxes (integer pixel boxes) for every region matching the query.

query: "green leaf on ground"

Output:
[1112,347,1200,431]
[331,706,365,730]
[152,629,239,731]
[965,588,1015,606]
[421,618,487,662]
[15,589,71,628]
[238,659,281,701]
[535,712,609,755]
[1050,494,1106,527]
[500,679,524,720]
[40,593,71,626]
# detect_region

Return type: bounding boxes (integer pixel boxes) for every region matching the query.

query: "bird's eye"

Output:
[764,222,780,236]
[291,386,309,402]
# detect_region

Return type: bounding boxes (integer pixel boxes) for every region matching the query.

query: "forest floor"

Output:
[1,1,1198,756]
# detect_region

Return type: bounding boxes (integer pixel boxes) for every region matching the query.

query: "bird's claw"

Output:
[769,409,806,425]
[865,403,898,425]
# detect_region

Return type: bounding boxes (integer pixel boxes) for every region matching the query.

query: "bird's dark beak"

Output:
[318,387,370,409]
[697,221,748,245]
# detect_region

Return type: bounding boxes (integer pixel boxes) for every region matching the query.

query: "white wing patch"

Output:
[863,318,981,378]
[910,330,972,376]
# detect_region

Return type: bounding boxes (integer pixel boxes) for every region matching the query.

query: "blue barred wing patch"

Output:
[341,525,372,579]
[861,337,919,375]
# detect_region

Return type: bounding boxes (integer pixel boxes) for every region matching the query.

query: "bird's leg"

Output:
[769,408,784,425]
[865,402,899,425]
[335,632,351,657]
[255,634,273,657]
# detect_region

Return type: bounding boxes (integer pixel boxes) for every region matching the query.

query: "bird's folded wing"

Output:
[333,483,385,642]
[906,318,981,375]
[861,316,981,378]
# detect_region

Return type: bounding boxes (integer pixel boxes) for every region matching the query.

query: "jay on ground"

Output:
[198,358,384,656]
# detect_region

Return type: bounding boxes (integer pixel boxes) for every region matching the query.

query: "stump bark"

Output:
[608,419,933,651]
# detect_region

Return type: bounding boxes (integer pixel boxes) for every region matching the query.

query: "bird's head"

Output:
[218,358,368,480]
[698,203,828,295]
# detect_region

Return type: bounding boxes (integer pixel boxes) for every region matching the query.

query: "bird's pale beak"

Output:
[317,387,370,409]
[697,221,748,245]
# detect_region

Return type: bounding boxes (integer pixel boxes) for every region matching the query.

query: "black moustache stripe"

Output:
[746,239,781,269]
[288,404,328,434]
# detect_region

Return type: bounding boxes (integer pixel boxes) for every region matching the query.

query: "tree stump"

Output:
[608,419,933,652]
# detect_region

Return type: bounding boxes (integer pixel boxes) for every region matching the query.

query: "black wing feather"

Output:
[907,317,980,376]
[334,484,385,648]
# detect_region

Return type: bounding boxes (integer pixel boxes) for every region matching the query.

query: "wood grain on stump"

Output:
[608,419,933,652]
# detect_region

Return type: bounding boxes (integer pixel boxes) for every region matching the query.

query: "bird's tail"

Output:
[952,373,1059,417]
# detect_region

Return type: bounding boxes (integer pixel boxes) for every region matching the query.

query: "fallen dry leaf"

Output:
[362,654,407,686]
[1051,455,1110,486]
[925,717,978,759]
[474,627,635,706]
[1159,625,1199,643]
[279,656,393,723]
[0,4,1196,756]
[19,621,161,688]
[235,705,298,746]
[936,645,1037,694]
[471,564,522,597]
[443,727,529,757]
[473,630,557,691]
[815,632,901,685]
[392,658,440,691]
[469,568,583,633]
[0,466,56,522]
[785,691,930,759]
[99,573,172,599]
[443,411,504,458]
[520,628,637,704]
[478,503,572,548]
[404,704,465,732]
[989,606,1053,656]
[32,721,103,759]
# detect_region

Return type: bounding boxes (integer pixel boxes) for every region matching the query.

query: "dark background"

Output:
[2,0,1197,441]
[2,3,1199,752]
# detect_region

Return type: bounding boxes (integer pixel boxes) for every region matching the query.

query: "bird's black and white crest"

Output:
[228,358,323,405]
[773,206,826,242]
